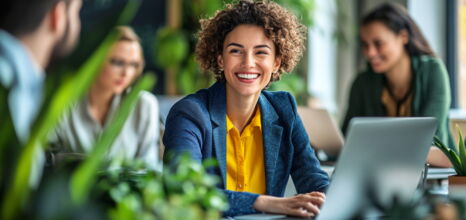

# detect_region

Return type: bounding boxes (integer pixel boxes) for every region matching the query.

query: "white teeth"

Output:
[237,74,259,79]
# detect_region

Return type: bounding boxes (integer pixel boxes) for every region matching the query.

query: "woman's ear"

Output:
[217,55,224,69]
[400,29,409,45]
[273,57,281,73]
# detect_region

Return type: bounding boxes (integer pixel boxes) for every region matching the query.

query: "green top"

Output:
[342,55,454,148]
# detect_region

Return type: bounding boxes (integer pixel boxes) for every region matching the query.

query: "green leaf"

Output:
[457,126,466,175]
[178,67,196,94]
[448,150,463,174]
[268,73,306,99]
[108,194,141,220]
[203,0,223,17]
[433,136,452,156]
[273,0,315,26]
[433,136,462,174]
[202,158,218,168]
[154,28,189,68]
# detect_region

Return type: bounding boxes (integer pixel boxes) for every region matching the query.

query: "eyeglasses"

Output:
[108,57,142,70]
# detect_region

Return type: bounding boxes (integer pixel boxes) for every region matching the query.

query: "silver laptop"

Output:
[297,107,344,157]
[316,117,436,219]
[232,117,436,220]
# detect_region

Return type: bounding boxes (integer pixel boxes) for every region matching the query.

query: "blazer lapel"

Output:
[208,82,227,187]
[259,94,283,195]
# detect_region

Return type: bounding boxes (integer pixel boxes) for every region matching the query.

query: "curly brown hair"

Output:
[195,0,306,82]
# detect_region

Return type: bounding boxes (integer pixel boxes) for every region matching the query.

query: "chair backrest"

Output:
[296,106,344,156]
[157,95,184,160]
[157,95,184,128]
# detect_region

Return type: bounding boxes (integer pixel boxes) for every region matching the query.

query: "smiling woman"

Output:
[219,25,279,101]
[163,0,329,218]
[48,26,161,171]
[342,2,454,167]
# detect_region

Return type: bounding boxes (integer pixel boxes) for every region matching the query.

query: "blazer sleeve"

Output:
[288,94,330,193]
[417,58,452,146]
[222,190,260,217]
[162,98,206,162]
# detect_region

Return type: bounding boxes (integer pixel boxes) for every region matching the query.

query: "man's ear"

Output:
[47,1,67,39]
[217,55,224,69]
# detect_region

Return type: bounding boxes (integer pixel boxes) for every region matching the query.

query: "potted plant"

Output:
[433,127,466,197]
[96,156,228,220]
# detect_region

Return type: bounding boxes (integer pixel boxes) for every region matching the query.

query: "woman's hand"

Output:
[253,192,326,217]
[427,146,452,168]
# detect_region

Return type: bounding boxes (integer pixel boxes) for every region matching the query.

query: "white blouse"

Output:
[49,91,160,170]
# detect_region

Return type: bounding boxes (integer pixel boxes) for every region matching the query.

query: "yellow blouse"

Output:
[226,107,266,194]
[381,87,413,117]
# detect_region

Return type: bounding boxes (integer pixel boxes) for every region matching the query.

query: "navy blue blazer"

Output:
[163,82,329,216]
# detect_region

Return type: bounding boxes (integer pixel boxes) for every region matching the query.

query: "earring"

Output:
[272,72,279,81]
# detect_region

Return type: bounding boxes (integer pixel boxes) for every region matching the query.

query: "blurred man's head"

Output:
[49,0,82,61]
[0,0,82,65]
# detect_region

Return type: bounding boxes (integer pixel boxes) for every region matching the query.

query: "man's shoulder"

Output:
[0,30,43,87]
[0,55,16,88]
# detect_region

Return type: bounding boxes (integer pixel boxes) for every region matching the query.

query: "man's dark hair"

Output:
[0,0,71,37]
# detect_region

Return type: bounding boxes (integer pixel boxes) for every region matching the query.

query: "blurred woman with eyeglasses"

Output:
[48,26,160,170]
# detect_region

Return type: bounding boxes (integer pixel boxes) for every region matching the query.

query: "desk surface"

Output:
[427,167,456,179]
[321,165,456,180]
[232,166,455,219]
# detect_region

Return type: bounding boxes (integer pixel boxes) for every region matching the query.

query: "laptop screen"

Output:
[317,117,436,219]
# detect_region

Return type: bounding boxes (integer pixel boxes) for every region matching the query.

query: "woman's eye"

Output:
[130,62,141,69]
[109,58,125,67]
[229,49,241,54]
[374,40,383,48]
[256,50,269,55]
[360,41,368,48]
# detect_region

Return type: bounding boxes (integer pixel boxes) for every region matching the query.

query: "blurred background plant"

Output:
[26,155,227,220]
[100,155,228,220]
[350,188,465,220]
[380,193,465,220]
[154,0,315,104]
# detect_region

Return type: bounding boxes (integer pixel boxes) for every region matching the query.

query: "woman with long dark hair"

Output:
[343,3,453,167]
